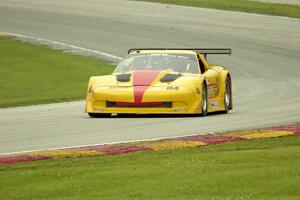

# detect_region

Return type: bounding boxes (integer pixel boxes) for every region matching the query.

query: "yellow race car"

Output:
[86,48,232,117]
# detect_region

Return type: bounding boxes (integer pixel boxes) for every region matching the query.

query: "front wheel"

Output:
[200,83,208,116]
[117,113,136,117]
[88,113,111,118]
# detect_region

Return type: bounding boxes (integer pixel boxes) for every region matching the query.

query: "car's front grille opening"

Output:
[106,101,172,108]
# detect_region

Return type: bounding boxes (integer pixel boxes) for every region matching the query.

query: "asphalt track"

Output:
[0,0,300,154]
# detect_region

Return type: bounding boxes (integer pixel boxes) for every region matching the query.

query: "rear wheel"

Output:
[224,77,231,113]
[200,83,208,116]
[88,113,111,118]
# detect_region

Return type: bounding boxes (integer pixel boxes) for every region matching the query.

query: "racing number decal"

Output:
[166,86,179,91]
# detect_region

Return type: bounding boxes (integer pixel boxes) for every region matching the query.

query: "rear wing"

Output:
[128,48,232,60]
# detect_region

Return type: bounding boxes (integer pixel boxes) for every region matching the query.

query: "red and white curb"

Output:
[1,124,299,165]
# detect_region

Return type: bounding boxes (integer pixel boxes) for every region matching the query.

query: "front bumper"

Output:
[86,86,202,114]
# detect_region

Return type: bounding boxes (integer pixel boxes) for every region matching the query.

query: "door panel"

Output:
[204,69,220,98]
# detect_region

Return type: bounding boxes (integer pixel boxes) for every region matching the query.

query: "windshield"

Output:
[114,53,199,74]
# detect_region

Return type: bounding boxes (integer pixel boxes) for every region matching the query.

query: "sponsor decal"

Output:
[173,108,186,112]
[208,84,218,98]
[209,100,219,108]
[196,103,202,110]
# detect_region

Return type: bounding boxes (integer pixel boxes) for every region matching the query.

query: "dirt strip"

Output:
[253,0,300,6]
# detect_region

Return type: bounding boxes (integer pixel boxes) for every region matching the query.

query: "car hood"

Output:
[90,69,199,89]
[114,69,183,86]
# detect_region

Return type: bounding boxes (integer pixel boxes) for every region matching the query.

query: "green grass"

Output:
[1,135,299,200]
[0,36,115,108]
[136,0,300,18]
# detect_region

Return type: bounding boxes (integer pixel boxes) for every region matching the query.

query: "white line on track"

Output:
[0,100,84,111]
[0,131,215,156]
[2,32,123,62]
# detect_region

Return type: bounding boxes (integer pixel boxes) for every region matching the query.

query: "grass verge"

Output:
[0,36,115,108]
[136,0,300,18]
[0,135,299,200]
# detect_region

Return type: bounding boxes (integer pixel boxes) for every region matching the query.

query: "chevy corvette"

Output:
[86,48,232,117]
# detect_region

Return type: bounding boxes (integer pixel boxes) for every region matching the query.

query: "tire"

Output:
[117,113,136,117]
[223,77,231,113]
[88,113,111,118]
[200,82,208,116]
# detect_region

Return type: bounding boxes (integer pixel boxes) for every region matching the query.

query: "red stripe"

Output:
[133,70,161,103]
